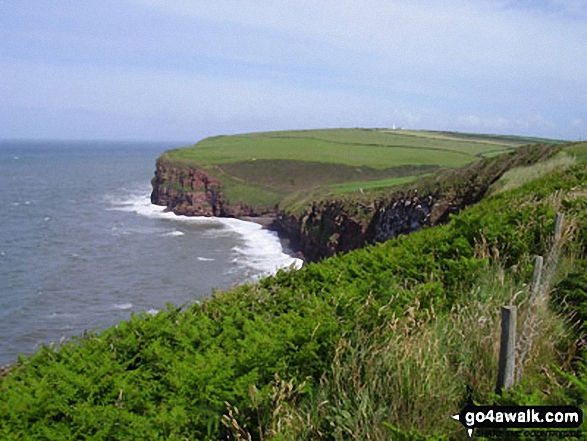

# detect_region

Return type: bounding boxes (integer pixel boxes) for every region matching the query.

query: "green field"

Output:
[160,128,564,210]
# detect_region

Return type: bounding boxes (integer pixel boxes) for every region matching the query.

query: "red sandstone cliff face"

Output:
[274,191,452,261]
[151,144,559,262]
[151,160,268,217]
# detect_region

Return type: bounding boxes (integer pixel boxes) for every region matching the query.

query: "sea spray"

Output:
[109,192,303,278]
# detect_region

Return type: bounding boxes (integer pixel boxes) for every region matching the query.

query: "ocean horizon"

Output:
[0,139,301,366]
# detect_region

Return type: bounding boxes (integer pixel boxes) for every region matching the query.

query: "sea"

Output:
[0,140,302,366]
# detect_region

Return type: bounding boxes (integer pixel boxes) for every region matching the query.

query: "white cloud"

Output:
[457,113,557,134]
[131,0,587,83]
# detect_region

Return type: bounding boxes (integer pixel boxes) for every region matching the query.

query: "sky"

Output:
[1,0,586,142]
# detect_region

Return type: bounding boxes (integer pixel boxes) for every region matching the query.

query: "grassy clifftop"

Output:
[2,142,586,439]
[157,128,563,210]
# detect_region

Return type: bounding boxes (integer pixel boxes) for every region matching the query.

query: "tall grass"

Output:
[489,153,576,195]
[223,165,587,440]
[222,264,574,440]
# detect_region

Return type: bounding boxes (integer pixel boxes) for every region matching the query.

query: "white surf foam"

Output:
[221,217,303,278]
[108,193,302,278]
[109,193,224,231]
[197,256,215,261]
[162,230,185,237]
[114,303,133,310]
[47,312,78,319]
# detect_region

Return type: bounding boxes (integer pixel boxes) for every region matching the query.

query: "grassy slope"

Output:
[159,128,560,209]
[2,143,586,440]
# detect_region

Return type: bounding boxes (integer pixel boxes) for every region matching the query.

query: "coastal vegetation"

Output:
[1,138,586,439]
[157,128,563,210]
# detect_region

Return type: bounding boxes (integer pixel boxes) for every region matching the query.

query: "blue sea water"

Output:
[0,140,301,366]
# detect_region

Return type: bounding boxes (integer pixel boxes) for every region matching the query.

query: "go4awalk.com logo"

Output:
[451,399,583,438]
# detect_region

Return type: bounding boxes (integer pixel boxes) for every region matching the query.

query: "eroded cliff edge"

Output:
[151,160,274,218]
[151,144,559,262]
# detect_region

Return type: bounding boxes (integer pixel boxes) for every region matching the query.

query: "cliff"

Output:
[152,144,560,262]
[151,160,273,217]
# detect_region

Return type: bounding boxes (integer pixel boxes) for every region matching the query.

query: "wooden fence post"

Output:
[554,212,564,241]
[530,255,544,295]
[496,305,517,394]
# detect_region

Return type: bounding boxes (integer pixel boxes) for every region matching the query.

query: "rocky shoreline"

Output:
[151,160,275,218]
[151,144,560,262]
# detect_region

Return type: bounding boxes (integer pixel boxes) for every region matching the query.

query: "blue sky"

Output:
[1,0,585,141]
